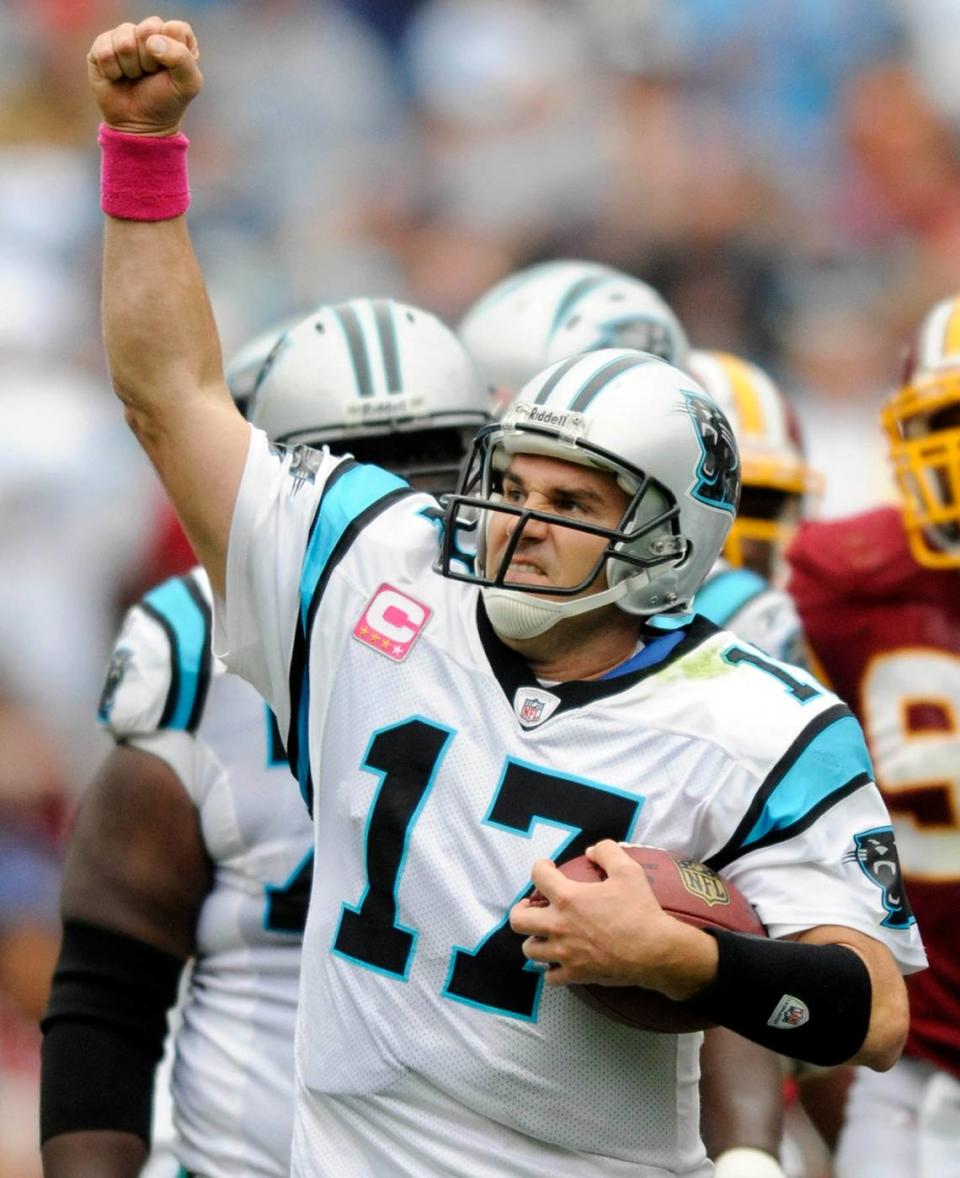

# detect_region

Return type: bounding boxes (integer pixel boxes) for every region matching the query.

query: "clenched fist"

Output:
[87,16,202,136]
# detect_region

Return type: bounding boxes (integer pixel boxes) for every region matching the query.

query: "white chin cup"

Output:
[482,576,643,640]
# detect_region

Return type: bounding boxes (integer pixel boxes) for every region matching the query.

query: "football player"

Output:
[39,299,491,1178]
[788,294,960,1178]
[81,19,922,1178]
[462,277,818,1172]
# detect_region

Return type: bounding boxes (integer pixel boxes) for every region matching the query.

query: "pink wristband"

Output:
[98,123,190,221]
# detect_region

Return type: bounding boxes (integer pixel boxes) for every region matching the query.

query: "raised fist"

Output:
[87,16,202,136]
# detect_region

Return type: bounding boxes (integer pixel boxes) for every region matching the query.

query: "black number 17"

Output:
[331,717,643,1020]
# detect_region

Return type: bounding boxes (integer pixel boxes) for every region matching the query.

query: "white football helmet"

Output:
[224,315,303,417]
[687,349,822,579]
[884,294,960,568]
[437,349,740,638]
[458,259,690,403]
[249,298,492,490]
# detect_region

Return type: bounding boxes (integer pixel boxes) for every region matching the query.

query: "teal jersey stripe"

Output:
[298,464,407,629]
[143,576,209,730]
[743,713,873,850]
[694,567,766,626]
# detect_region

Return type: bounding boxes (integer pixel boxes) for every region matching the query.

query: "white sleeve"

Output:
[214,428,353,738]
[719,786,927,976]
[98,569,213,738]
[98,571,222,803]
[98,606,174,736]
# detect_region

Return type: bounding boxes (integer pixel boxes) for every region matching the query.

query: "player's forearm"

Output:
[700,1027,784,1159]
[42,1130,147,1178]
[103,213,224,443]
[795,926,908,1071]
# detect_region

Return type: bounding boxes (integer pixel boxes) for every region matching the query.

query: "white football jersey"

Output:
[101,566,312,1178]
[218,429,926,1178]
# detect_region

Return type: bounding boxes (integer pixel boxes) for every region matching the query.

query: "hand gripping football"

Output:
[538,844,767,1033]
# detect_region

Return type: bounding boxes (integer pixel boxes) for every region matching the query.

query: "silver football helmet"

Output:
[458,259,690,402]
[249,298,492,490]
[437,349,739,638]
[224,315,304,418]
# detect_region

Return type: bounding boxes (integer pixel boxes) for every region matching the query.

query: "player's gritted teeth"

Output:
[505,559,549,584]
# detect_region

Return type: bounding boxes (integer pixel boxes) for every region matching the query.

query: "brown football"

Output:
[535,844,767,1033]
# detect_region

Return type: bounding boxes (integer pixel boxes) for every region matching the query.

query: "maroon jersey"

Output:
[789,506,960,1079]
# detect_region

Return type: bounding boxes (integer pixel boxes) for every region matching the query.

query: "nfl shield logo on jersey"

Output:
[353,584,431,662]
[513,688,561,729]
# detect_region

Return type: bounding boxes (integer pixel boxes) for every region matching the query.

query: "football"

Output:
[535,844,766,1033]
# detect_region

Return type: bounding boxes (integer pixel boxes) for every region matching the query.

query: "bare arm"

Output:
[41,744,211,1178]
[787,923,908,1071]
[58,744,210,955]
[700,1028,784,1162]
[88,17,249,596]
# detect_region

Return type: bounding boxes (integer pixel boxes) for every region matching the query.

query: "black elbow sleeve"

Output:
[40,920,184,1144]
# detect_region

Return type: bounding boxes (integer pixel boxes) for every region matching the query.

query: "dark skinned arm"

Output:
[41,744,212,1178]
[700,1027,784,1164]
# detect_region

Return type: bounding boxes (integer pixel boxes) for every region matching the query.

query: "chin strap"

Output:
[482,573,646,640]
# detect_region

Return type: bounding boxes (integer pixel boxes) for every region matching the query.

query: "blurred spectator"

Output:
[0,698,65,1178]
[0,360,157,793]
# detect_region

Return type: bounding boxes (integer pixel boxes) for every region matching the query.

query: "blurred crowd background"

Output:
[4,0,960,1172]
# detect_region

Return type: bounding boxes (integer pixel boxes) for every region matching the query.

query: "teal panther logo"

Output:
[684,390,740,514]
[847,827,915,930]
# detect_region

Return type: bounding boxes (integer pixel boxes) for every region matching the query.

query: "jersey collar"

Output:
[476,597,719,719]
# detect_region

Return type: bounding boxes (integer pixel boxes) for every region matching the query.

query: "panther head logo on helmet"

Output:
[683,391,740,515]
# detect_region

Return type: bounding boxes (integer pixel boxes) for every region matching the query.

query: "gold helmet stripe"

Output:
[722,353,765,439]
[943,298,960,359]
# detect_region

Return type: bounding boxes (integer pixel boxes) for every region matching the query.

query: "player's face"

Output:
[486,453,630,597]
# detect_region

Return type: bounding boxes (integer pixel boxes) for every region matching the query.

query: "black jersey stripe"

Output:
[182,574,213,732]
[140,601,180,730]
[138,573,213,733]
[712,772,874,871]
[287,485,418,813]
[706,702,859,872]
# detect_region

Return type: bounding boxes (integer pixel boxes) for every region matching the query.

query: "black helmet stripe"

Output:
[372,299,402,394]
[533,355,583,404]
[568,353,656,412]
[331,302,374,398]
[548,274,610,336]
